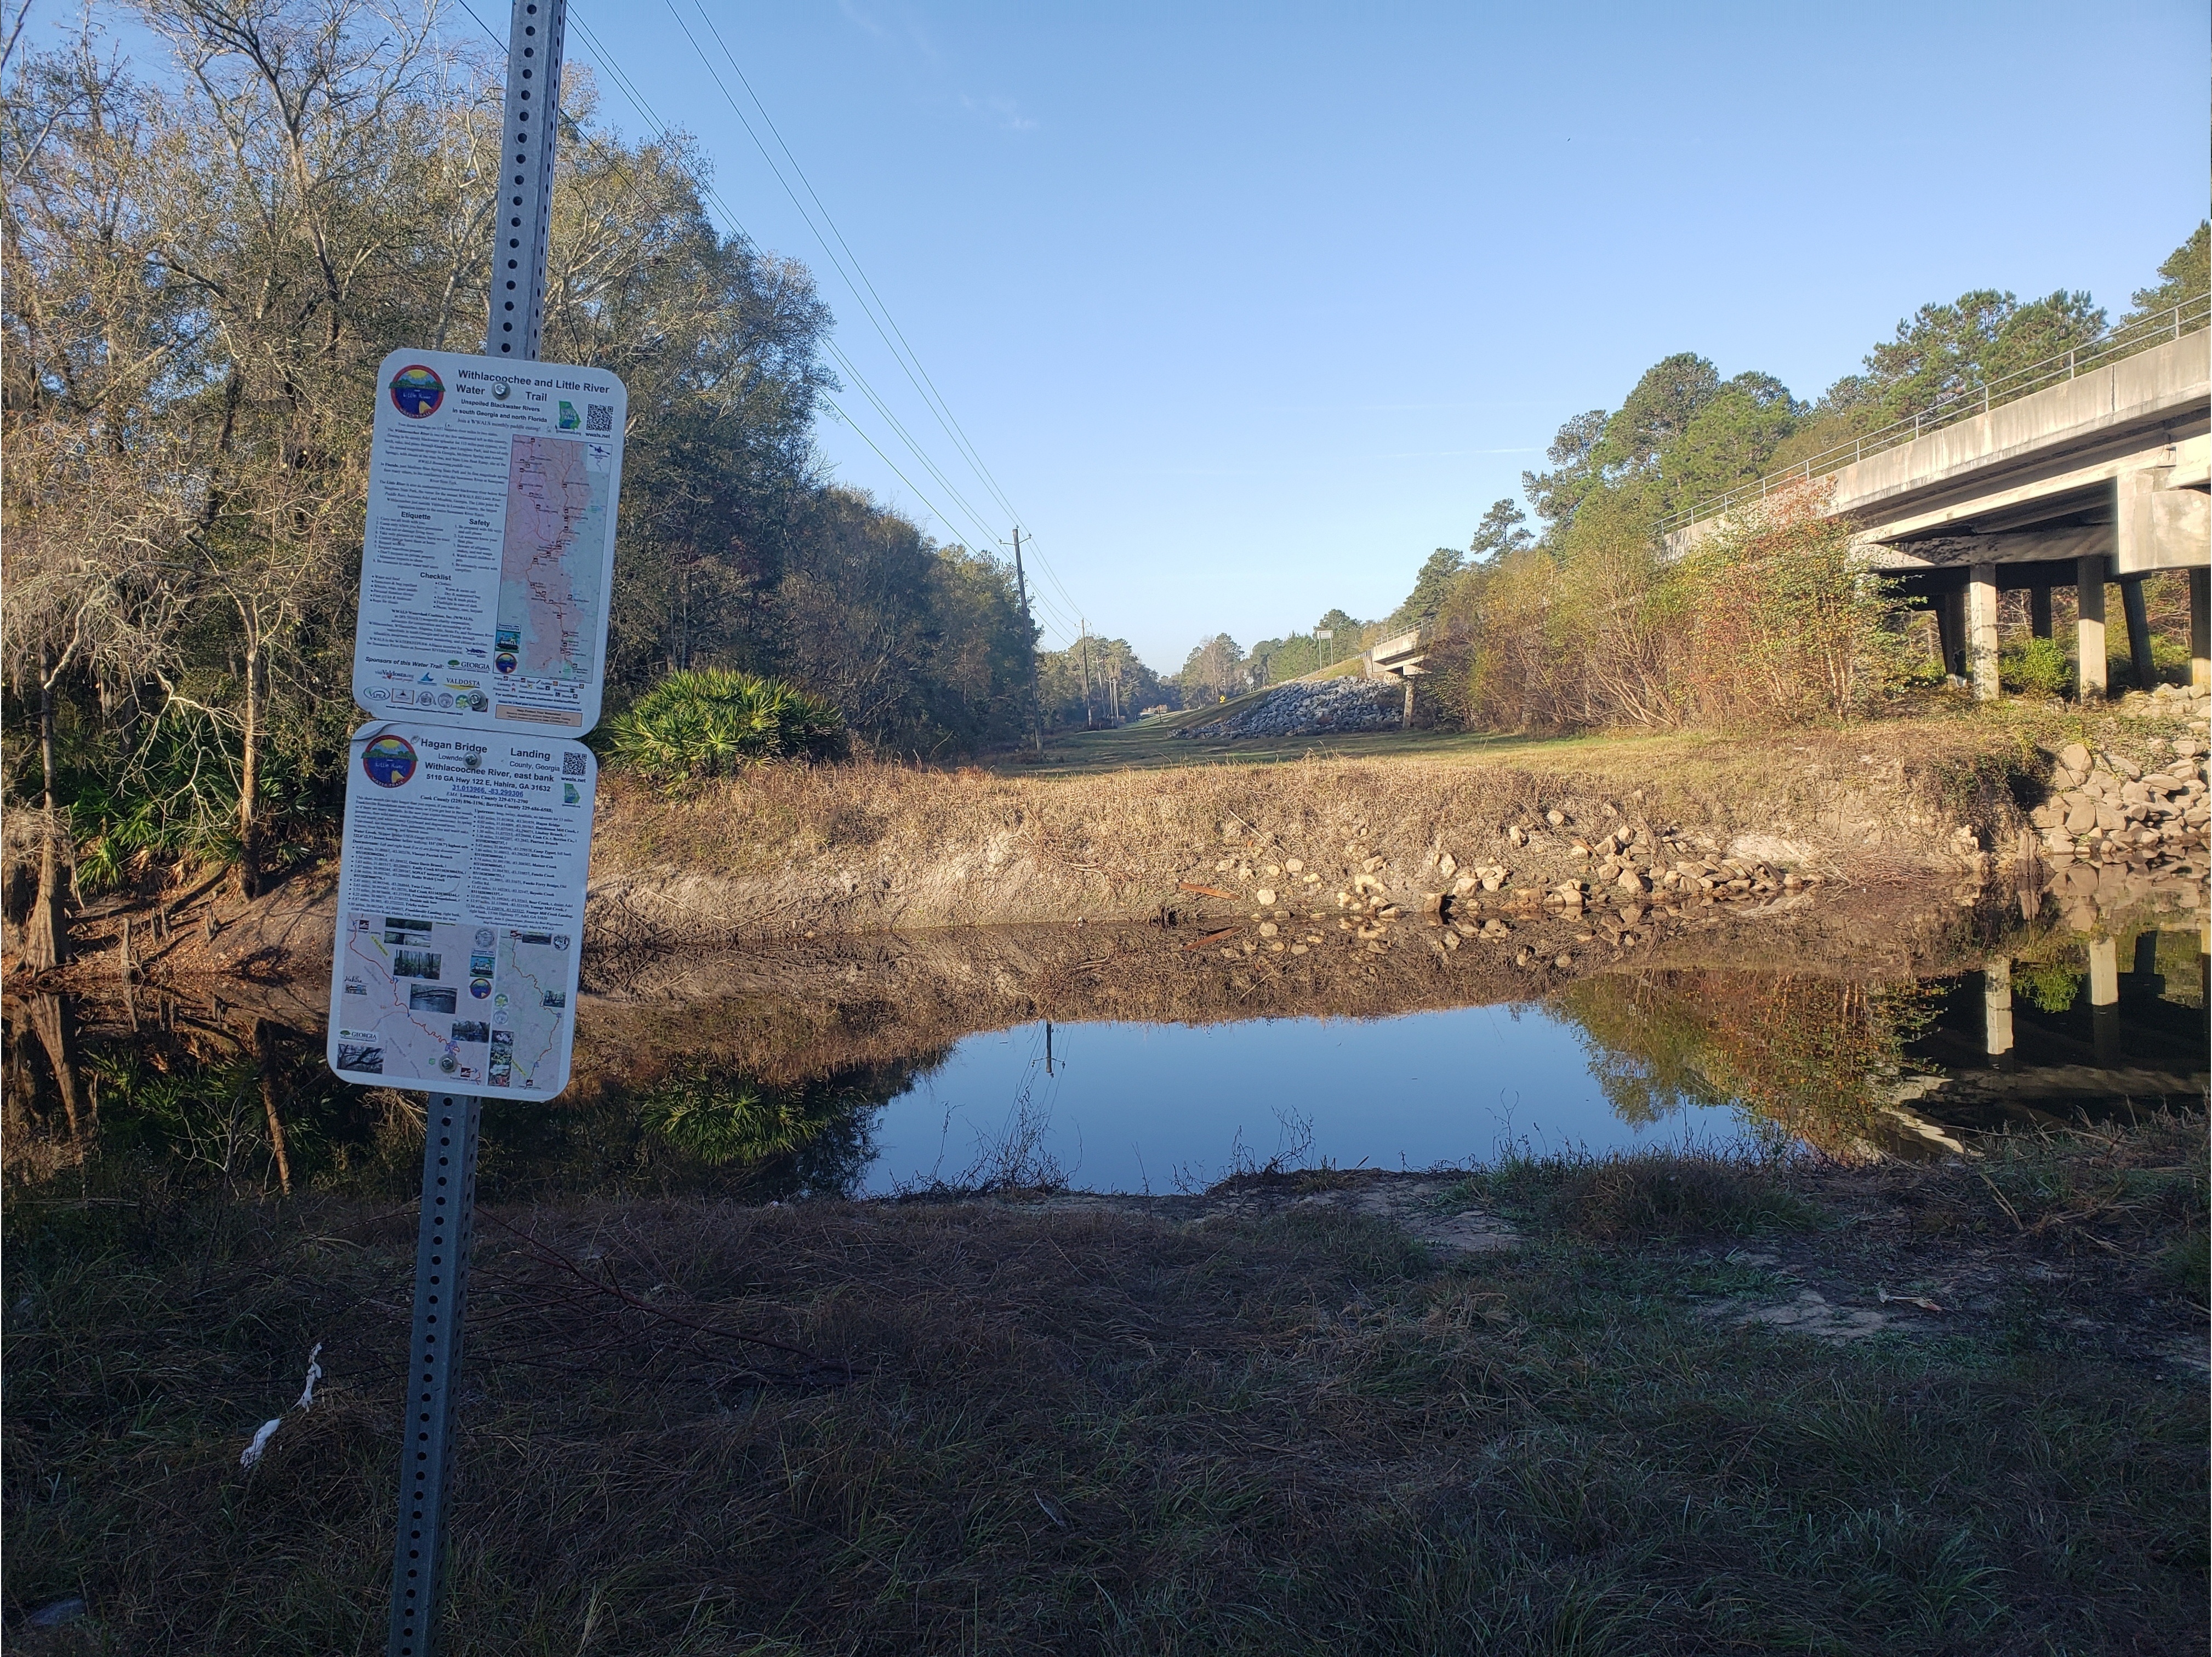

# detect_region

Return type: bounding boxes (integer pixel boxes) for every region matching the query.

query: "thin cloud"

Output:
[960,93,1036,132]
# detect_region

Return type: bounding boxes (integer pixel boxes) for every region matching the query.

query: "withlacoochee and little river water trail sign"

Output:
[353,347,626,735]
[327,349,626,1099]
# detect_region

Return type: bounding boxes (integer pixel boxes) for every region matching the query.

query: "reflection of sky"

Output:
[863,1004,1759,1196]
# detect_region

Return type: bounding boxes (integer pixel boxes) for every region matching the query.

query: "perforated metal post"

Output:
[387,5,564,1652]
[487,0,567,361]
[387,1094,482,1657]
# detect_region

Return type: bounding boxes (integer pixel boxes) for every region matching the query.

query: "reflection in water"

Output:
[8,923,2206,1198]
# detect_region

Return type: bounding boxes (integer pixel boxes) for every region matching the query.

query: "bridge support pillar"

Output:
[1936,589,1965,679]
[2119,576,2155,692]
[2076,558,2107,700]
[2029,585,2052,639]
[1967,562,2000,700]
[2087,934,2120,1066]
[1983,957,2014,1061]
[2190,568,2209,691]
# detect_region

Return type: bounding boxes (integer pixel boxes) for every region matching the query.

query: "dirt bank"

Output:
[163,711,2196,993]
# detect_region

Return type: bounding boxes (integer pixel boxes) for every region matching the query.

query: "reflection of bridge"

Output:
[1667,304,2210,702]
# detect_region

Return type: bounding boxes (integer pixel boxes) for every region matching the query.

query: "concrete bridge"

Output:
[1666,305,2210,701]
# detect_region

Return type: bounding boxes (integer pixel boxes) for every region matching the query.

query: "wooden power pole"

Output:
[1079,618,1093,729]
[1011,527,1043,753]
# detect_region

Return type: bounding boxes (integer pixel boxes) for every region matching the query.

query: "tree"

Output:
[2125,220,2209,327]
[1604,352,1723,470]
[1468,499,1532,563]
[1826,288,2106,425]
[1387,547,1464,633]
[1177,633,1244,703]
[1521,408,1606,535]
[1659,372,1803,515]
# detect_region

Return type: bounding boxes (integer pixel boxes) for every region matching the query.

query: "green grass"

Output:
[1462,1146,1828,1242]
[5,1133,2206,1655]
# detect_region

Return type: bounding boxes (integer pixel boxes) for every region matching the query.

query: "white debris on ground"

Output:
[1175,676,1401,741]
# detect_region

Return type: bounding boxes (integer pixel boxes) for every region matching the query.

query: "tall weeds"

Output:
[1433,487,1918,734]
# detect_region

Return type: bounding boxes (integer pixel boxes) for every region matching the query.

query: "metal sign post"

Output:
[386,5,566,1654]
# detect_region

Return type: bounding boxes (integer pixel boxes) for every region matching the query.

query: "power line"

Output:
[680,2,1029,532]
[455,1,1082,643]
[571,10,1081,639]
[458,3,1080,641]
[647,4,1063,602]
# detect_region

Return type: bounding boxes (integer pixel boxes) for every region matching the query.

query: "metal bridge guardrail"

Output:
[1658,290,2211,537]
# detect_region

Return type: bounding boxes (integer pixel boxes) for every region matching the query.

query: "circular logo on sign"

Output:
[470,976,493,999]
[362,734,417,787]
[494,651,517,676]
[389,364,443,419]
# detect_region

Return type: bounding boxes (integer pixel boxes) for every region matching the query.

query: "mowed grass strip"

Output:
[5,1150,2205,1656]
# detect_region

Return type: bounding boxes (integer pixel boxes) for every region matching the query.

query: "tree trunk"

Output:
[237,640,263,899]
[25,994,83,1146]
[23,648,69,971]
[254,1019,293,1197]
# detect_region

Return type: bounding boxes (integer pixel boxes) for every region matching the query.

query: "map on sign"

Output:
[497,436,611,683]
[351,347,626,735]
[334,919,574,1094]
[326,721,593,1103]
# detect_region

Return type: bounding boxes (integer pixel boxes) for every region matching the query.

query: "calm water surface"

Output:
[7,924,2205,1200]
[869,1005,1754,1195]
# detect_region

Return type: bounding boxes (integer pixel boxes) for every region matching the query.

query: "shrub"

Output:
[2000,635,2072,697]
[1474,1147,1823,1242]
[605,668,847,784]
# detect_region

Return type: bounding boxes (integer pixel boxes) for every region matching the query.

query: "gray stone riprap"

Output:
[1174,677,1400,741]
[2025,728,2210,877]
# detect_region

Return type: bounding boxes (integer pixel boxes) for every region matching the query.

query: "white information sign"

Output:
[353,348,626,735]
[326,721,594,1102]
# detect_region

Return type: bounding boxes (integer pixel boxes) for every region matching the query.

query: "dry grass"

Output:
[7,1123,2207,1655]
[577,713,2112,947]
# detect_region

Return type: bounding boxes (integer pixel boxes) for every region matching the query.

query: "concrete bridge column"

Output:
[2087,934,2120,1066]
[1936,588,1966,679]
[2029,585,2053,639]
[2119,577,2156,691]
[1967,562,2000,700]
[1983,958,2014,1061]
[2191,568,2209,690]
[2076,557,2107,700]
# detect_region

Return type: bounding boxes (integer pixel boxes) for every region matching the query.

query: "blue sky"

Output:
[557,0,2204,672]
[58,1,2211,671]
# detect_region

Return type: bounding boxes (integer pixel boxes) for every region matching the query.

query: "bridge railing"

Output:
[1658,289,2211,537]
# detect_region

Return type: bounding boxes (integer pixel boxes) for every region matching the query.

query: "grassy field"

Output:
[7,1121,2204,1655]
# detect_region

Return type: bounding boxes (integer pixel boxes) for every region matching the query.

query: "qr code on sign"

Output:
[586,403,613,433]
[562,752,586,778]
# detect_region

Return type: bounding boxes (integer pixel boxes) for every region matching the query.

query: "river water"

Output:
[7,902,2204,1202]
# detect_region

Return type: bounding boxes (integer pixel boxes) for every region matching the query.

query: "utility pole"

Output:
[1079,618,1093,729]
[1011,527,1043,753]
